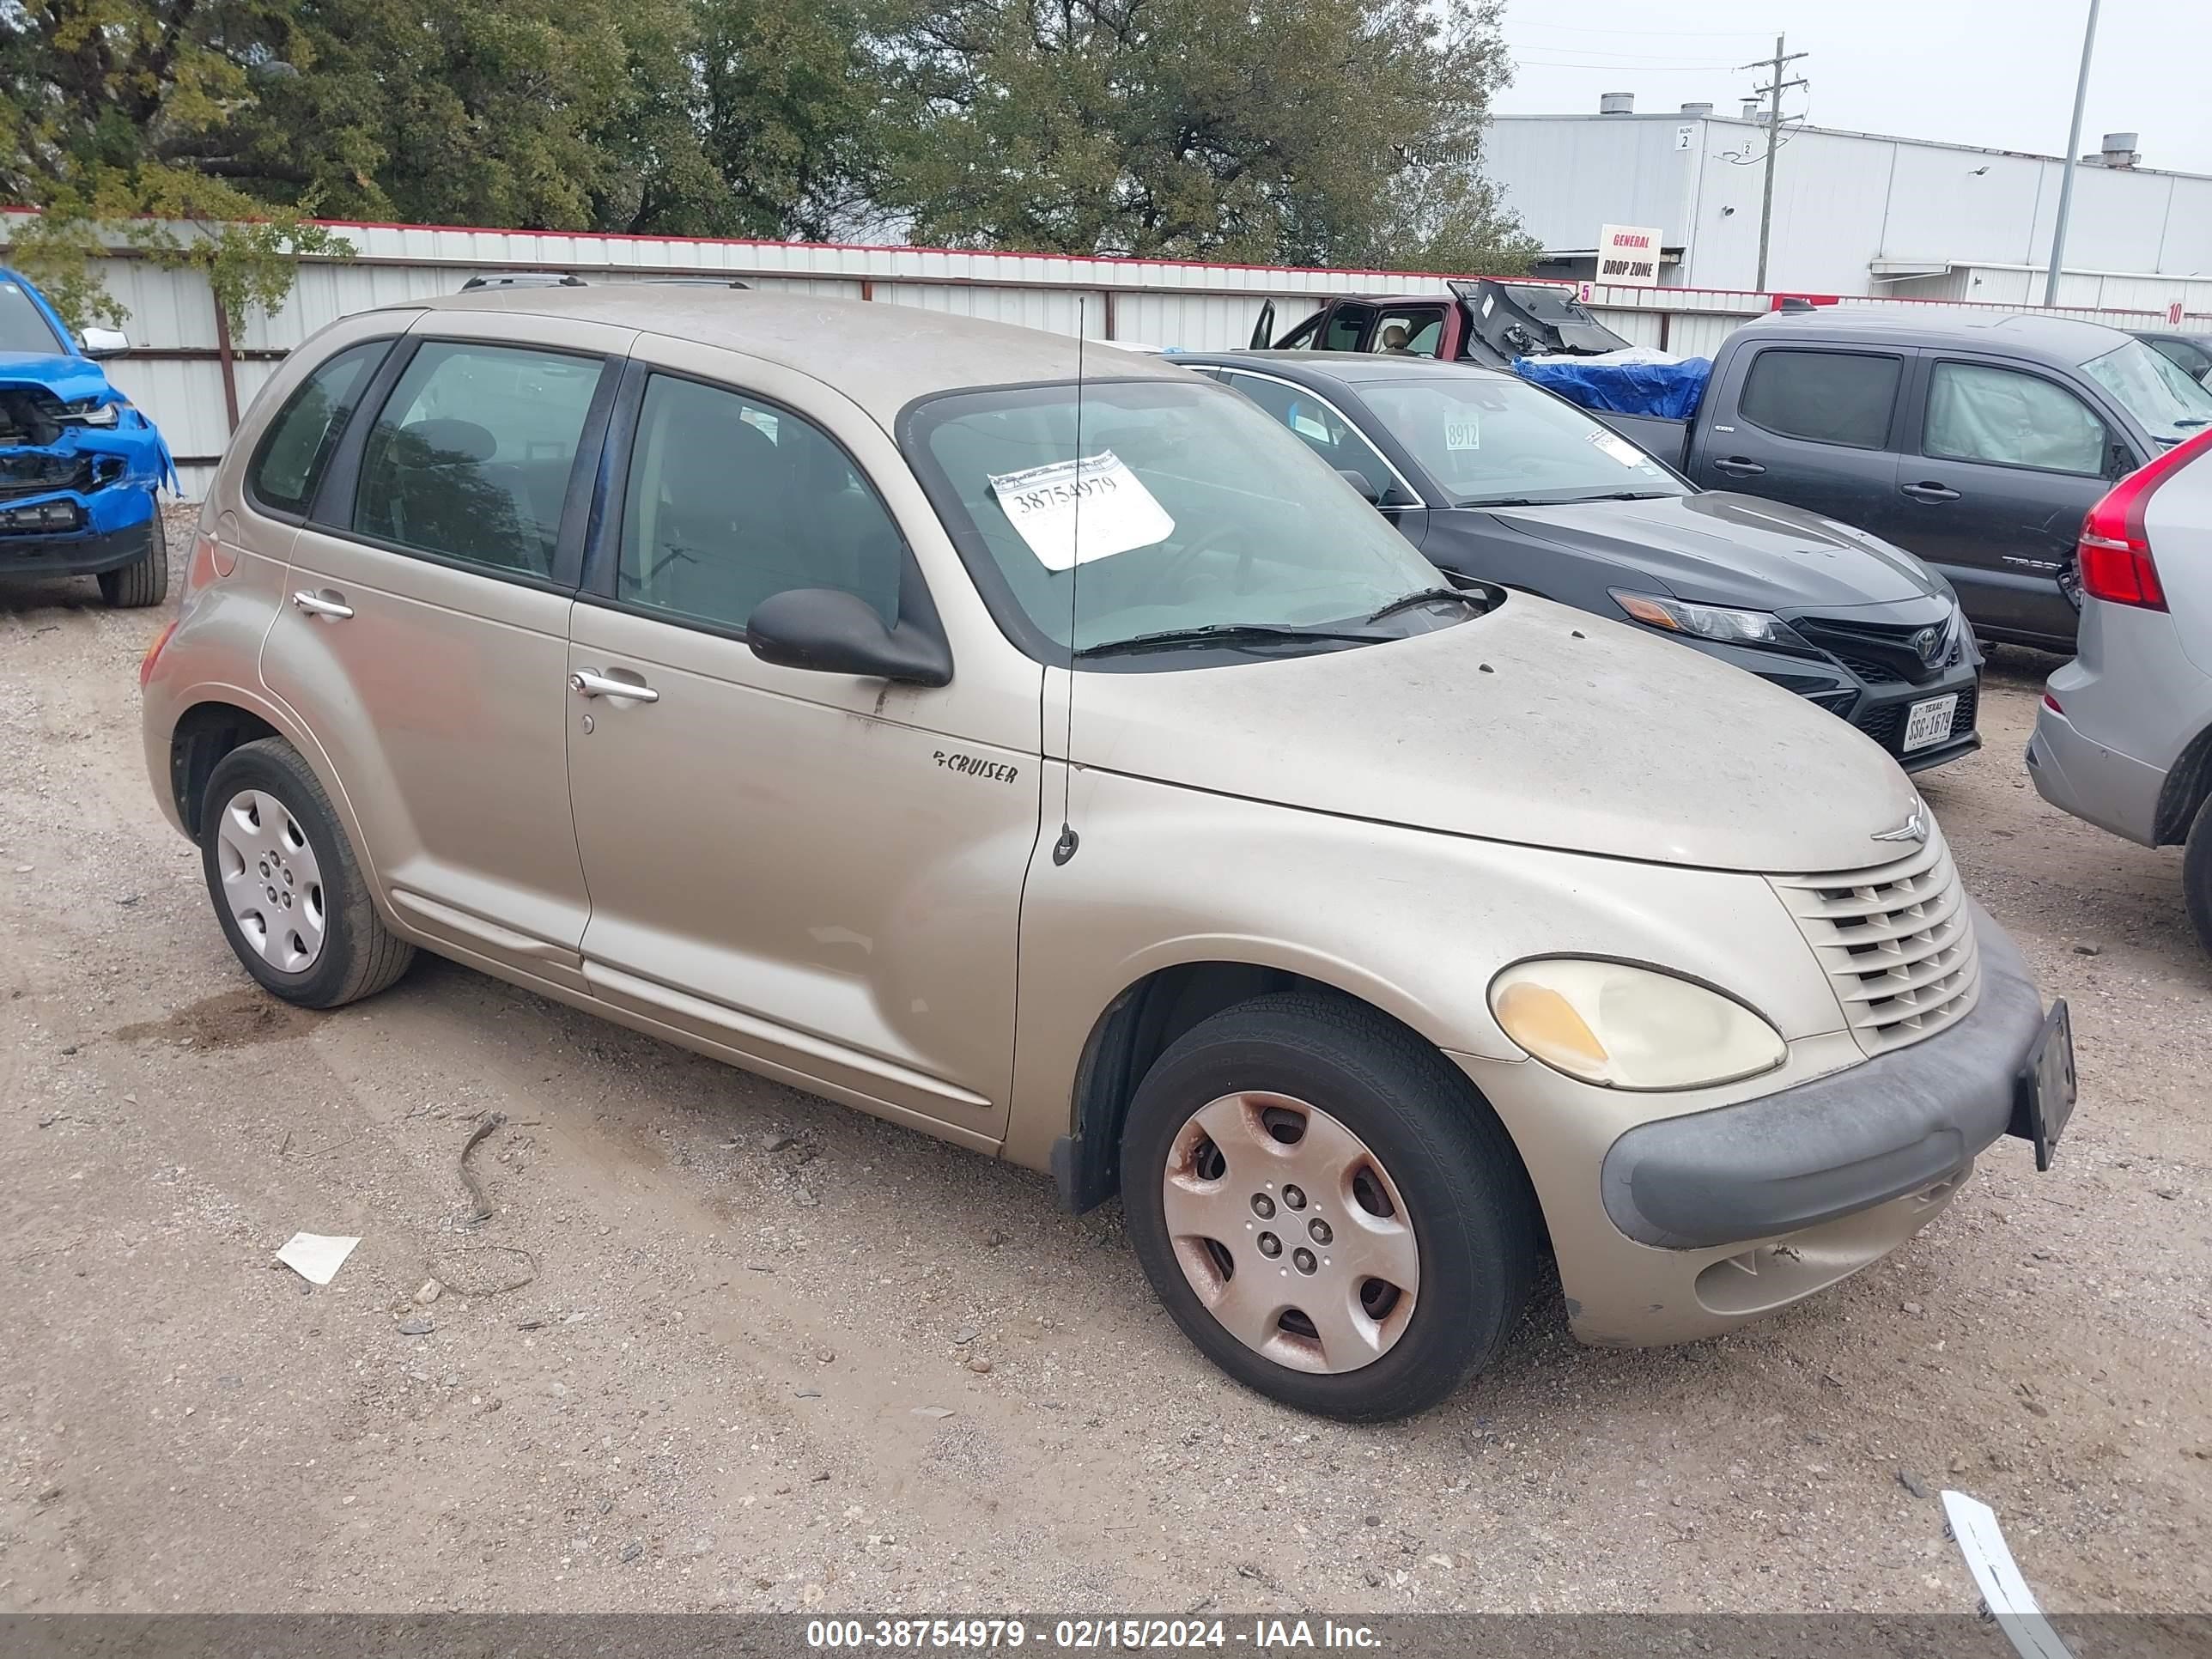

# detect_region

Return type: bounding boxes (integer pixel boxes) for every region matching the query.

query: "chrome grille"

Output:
[1771,828,1981,1056]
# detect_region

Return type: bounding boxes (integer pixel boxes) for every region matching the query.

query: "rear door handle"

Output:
[1711,457,1765,477]
[1902,482,1962,502]
[569,668,659,703]
[291,589,353,621]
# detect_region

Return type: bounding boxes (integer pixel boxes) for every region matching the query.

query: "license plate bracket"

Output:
[1902,693,1960,753]
[2008,999,2078,1172]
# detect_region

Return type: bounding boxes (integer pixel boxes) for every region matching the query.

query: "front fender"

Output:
[1001,764,1847,1176]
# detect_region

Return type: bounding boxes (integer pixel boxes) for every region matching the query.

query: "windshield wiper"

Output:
[2173,417,2212,429]
[1455,495,1538,507]
[1073,622,1382,659]
[1568,490,1676,501]
[1364,586,1486,624]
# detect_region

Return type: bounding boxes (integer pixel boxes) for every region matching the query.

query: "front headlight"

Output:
[1611,589,1811,651]
[61,397,121,427]
[1488,959,1786,1091]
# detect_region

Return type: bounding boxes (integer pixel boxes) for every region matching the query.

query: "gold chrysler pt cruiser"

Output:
[142,288,2077,1420]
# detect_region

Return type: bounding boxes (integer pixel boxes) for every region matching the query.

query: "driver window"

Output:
[619,374,903,632]
[1923,362,2107,476]
[1370,311,1444,358]
[1219,374,1414,506]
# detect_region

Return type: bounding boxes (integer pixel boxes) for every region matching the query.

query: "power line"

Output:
[1742,33,1809,290]
[1510,43,1767,64]
[1508,15,1773,36]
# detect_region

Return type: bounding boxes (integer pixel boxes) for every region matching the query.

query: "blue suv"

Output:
[0,268,173,605]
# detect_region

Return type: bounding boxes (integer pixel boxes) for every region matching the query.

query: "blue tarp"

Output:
[1513,356,1712,422]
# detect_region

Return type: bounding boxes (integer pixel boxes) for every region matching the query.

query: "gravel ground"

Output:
[2,508,2207,1613]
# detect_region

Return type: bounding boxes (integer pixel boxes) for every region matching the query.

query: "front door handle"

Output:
[1901,481,1962,502]
[569,668,659,703]
[1711,457,1765,477]
[291,589,353,621]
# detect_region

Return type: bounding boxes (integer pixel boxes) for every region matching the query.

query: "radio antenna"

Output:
[1051,299,1086,866]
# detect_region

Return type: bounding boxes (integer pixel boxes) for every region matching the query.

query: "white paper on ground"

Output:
[988,451,1176,571]
[276,1231,361,1286]
[1940,1490,2074,1659]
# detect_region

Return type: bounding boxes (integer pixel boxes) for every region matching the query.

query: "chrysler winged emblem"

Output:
[1872,805,1930,845]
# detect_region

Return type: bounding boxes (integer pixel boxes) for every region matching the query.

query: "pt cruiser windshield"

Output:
[904,378,1473,661]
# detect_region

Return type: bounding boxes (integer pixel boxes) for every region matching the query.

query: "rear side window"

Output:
[1737,349,1901,448]
[617,374,903,632]
[1923,362,2106,475]
[248,341,387,517]
[353,342,605,576]
[1322,307,1372,352]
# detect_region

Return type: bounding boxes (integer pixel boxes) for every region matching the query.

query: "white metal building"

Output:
[1485,100,2212,310]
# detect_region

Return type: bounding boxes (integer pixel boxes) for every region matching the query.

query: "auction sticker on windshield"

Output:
[1585,428,1650,469]
[988,450,1176,571]
[1444,417,1482,451]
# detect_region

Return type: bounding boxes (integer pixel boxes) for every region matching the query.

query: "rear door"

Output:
[260,313,625,987]
[1893,353,2132,644]
[1693,342,1913,527]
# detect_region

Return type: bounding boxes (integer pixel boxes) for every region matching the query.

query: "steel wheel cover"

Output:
[1161,1091,1419,1373]
[215,789,327,974]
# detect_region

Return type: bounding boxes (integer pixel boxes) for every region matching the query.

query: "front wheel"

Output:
[1120,992,1540,1421]
[98,507,168,608]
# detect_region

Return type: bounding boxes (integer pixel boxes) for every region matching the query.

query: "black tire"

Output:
[2185,795,2212,959]
[98,507,169,608]
[1120,991,1540,1422]
[198,738,415,1009]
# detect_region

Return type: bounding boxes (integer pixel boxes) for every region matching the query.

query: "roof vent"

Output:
[2090,131,2140,167]
[1741,99,1762,120]
[1599,92,1635,115]
[1680,101,1714,117]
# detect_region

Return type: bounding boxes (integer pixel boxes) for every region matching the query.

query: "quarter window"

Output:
[354,341,605,576]
[1923,361,2107,475]
[1737,349,1902,448]
[248,341,388,518]
[1370,310,1445,358]
[617,374,903,633]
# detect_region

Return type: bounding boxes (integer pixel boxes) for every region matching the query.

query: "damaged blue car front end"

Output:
[0,271,173,582]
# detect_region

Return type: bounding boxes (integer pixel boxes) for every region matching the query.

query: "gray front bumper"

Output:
[1601,903,2048,1250]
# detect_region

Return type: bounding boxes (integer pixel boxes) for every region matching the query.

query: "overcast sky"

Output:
[1495,0,2212,175]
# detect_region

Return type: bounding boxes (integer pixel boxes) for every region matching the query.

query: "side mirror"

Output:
[746,587,951,686]
[78,326,130,358]
[1337,468,1382,504]
[2106,440,2140,481]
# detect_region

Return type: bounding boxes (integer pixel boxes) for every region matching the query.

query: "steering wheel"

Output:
[1127,523,1251,605]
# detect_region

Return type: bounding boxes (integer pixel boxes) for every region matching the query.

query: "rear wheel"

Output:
[1120,991,1540,1421]
[98,507,168,608]
[198,738,415,1008]
[2185,795,2212,958]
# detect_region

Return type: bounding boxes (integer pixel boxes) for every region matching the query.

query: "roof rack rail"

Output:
[459,271,589,290]
[458,271,753,293]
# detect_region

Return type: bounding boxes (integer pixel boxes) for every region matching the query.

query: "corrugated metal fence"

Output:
[3,212,2197,497]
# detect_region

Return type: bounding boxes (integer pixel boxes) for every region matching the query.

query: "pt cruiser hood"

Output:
[1482,491,1938,610]
[1068,592,1920,873]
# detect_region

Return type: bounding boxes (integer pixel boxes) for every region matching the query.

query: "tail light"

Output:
[2076,427,2212,610]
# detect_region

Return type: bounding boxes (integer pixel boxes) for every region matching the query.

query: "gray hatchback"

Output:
[2028,428,2212,951]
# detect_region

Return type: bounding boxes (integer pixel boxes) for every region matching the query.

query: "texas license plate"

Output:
[2013,1000,2078,1172]
[1902,694,1960,753]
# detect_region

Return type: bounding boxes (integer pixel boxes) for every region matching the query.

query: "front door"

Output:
[562,341,1040,1144]
[259,316,623,984]
[1891,354,2128,646]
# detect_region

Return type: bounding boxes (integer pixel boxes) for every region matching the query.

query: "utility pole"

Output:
[2044,0,2101,307]
[1741,34,1808,292]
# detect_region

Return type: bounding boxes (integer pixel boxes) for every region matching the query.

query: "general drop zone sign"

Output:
[1597,224,1663,288]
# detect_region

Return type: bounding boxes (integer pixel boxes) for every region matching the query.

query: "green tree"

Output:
[2,0,349,329]
[873,0,1540,272]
